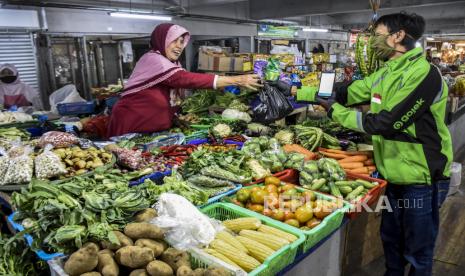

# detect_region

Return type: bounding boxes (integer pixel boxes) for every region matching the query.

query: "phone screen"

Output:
[318,73,336,98]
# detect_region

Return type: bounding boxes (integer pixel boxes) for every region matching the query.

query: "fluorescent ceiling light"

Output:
[302,28,328,33]
[110,12,172,21]
[426,37,434,41]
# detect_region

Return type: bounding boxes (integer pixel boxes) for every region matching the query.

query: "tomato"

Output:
[264,196,279,209]
[250,187,262,193]
[306,218,321,229]
[301,190,316,202]
[284,219,300,228]
[231,199,244,208]
[250,189,268,204]
[281,183,296,192]
[264,176,281,186]
[295,205,313,223]
[282,188,299,197]
[262,208,273,217]
[284,211,296,221]
[313,200,333,219]
[248,204,264,213]
[236,189,251,203]
[271,209,285,221]
[265,184,278,194]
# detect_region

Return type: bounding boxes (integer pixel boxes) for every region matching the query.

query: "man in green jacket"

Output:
[295,13,452,276]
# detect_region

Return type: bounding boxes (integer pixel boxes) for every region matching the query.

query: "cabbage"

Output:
[222,109,252,123]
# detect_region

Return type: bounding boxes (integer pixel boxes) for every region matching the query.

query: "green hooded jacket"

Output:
[297,47,452,184]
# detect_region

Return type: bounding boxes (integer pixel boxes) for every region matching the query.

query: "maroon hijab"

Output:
[150,23,175,57]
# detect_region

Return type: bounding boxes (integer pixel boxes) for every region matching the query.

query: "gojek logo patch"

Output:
[393,98,425,129]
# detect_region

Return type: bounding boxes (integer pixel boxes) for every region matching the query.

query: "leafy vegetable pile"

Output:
[181,90,216,114]
[11,168,160,254]
[0,234,44,275]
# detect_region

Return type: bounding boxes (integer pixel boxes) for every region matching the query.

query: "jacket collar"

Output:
[385,47,423,71]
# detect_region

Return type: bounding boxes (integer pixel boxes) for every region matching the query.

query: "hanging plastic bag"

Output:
[252,83,293,124]
[34,144,67,179]
[3,146,33,185]
[39,131,79,148]
[264,58,281,81]
[151,193,222,250]
[49,84,86,114]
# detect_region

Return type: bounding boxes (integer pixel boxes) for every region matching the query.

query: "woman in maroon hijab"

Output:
[108,23,261,137]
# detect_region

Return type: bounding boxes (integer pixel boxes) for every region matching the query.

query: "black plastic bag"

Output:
[252,83,293,124]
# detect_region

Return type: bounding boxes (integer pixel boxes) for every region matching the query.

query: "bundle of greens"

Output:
[181,90,216,114]
[0,234,44,275]
[11,168,160,254]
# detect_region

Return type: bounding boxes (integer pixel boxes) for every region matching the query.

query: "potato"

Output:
[146,260,174,276]
[129,269,149,276]
[64,243,99,276]
[192,268,206,276]
[177,265,193,276]
[158,240,169,251]
[80,272,102,276]
[98,249,119,276]
[204,267,229,276]
[115,246,154,269]
[134,208,158,222]
[160,248,190,271]
[135,239,164,257]
[101,231,134,250]
[124,223,164,240]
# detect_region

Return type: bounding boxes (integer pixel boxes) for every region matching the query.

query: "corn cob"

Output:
[223,217,261,232]
[239,230,289,251]
[204,248,240,268]
[236,236,275,263]
[210,239,260,272]
[216,230,248,254]
[257,225,297,242]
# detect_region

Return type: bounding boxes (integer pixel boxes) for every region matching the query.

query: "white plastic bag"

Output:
[151,193,222,250]
[35,144,67,179]
[3,146,33,185]
[49,84,86,114]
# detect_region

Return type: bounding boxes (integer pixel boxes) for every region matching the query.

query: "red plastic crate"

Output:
[244,169,299,186]
[344,172,387,219]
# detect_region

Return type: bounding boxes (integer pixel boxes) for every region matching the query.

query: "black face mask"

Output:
[0,76,17,84]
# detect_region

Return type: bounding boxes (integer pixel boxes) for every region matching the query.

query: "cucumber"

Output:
[335,180,356,187]
[311,178,327,190]
[299,171,314,185]
[303,161,319,174]
[351,181,363,189]
[345,186,365,200]
[356,179,378,189]
[329,182,343,198]
[320,185,330,193]
[339,186,353,195]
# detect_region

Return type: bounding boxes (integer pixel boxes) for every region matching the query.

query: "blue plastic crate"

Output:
[57,101,95,116]
[7,213,65,261]
[129,170,172,186]
[187,138,210,145]
[199,184,242,208]
[26,127,43,137]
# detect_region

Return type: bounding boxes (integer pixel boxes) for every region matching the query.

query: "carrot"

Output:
[338,162,365,169]
[339,155,368,163]
[344,151,373,157]
[348,167,369,174]
[364,159,374,166]
[283,144,317,160]
[319,151,349,159]
[324,148,349,155]
[367,165,377,172]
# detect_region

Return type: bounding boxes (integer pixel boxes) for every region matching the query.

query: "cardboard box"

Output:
[198,50,252,72]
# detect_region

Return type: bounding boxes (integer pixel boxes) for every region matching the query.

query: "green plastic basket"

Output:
[228,185,352,253]
[201,203,305,276]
